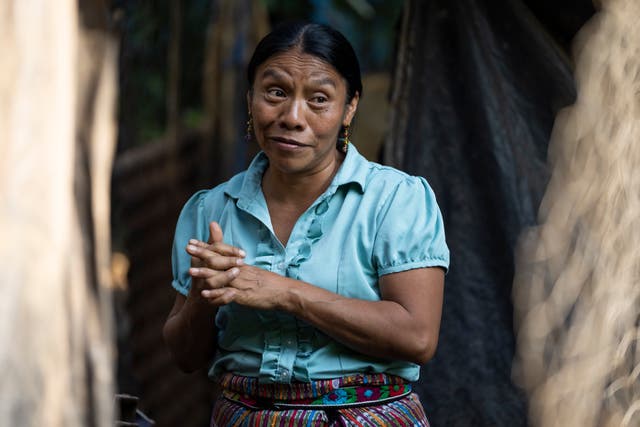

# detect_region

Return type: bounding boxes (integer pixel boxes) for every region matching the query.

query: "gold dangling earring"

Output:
[245,114,253,141]
[340,124,351,153]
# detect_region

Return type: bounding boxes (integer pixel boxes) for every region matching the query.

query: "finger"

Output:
[188,239,210,249]
[188,239,245,258]
[186,245,244,269]
[208,222,246,256]
[186,242,241,261]
[201,287,237,306]
[209,221,224,245]
[196,266,239,290]
[189,266,242,284]
[188,266,219,278]
[190,255,203,268]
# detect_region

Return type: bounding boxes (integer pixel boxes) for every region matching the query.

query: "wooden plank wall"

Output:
[112,131,213,427]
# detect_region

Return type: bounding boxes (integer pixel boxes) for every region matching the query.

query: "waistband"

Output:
[218,373,412,410]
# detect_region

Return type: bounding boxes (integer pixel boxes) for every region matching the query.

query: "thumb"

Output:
[208,221,224,245]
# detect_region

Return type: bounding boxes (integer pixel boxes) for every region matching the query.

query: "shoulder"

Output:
[366,161,420,186]
[358,162,443,234]
[363,164,450,274]
[342,148,420,192]
[178,171,247,217]
[340,148,439,216]
[361,161,434,204]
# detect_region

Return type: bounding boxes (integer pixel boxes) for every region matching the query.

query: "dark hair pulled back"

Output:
[247,22,362,102]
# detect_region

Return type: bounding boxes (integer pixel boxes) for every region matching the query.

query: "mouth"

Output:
[269,136,308,149]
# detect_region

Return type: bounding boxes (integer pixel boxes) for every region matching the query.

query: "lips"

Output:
[271,136,305,145]
[269,136,309,148]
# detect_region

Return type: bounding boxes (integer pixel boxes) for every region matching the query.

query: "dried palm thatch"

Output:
[513,0,640,426]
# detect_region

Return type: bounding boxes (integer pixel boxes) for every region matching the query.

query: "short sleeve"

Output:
[171,190,210,295]
[372,176,450,276]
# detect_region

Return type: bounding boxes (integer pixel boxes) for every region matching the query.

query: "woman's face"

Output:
[248,49,359,177]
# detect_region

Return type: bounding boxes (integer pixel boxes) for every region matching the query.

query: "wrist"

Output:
[185,288,218,319]
[278,276,304,314]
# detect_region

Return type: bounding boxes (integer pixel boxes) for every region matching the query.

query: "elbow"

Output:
[410,333,439,365]
[162,322,201,374]
[165,347,202,374]
[173,359,201,374]
[167,344,201,374]
[413,345,436,365]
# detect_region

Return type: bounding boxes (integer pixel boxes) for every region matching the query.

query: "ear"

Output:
[343,92,360,127]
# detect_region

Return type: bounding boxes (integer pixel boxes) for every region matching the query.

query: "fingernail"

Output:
[238,249,246,257]
[201,290,210,298]
[236,258,244,266]
[189,239,198,244]
[229,267,239,277]
[187,245,196,251]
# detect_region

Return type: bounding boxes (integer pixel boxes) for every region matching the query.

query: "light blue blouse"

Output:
[171,145,449,384]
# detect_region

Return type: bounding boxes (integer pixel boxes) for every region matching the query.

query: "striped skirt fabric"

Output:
[210,373,431,426]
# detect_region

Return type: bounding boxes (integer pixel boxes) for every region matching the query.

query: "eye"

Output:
[267,88,286,98]
[313,95,328,104]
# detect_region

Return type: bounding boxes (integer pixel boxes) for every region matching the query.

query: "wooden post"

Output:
[0,1,117,425]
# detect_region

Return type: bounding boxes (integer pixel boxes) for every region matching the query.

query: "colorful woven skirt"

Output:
[210,373,431,426]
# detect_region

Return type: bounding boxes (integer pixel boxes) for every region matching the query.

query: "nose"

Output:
[280,99,306,131]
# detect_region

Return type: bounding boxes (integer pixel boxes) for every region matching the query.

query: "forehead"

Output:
[256,49,344,85]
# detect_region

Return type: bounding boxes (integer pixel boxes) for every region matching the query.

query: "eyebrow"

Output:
[308,76,337,89]
[260,68,337,89]
[261,68,288,81]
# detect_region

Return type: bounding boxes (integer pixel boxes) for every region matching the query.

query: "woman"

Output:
[163,22,449,426]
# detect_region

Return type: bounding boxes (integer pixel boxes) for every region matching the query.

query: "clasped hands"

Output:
[185,221,286,310]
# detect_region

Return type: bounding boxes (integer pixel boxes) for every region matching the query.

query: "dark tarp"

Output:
[385,0,594,425]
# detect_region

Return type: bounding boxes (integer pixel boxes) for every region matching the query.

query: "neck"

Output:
[262,155,344,206]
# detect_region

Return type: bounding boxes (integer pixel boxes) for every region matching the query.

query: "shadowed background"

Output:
[11,1,640,427]
[109,1,599,426]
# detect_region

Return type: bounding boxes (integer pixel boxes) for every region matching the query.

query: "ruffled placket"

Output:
[254,195,333,383]
[287,197,330,382]
[286,197,329,279]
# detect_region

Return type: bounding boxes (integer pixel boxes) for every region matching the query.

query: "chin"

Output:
[269,159,309,175]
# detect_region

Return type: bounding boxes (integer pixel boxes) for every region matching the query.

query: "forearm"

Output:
[280,278,439,365]
[205,264,444,365]
[163,295,219,373]
[165,228,245,372]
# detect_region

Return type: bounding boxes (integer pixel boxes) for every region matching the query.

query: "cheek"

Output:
[306,105,344,131]
[251,110,278,137]
[251,104,273,125]
[314,113,343,138]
